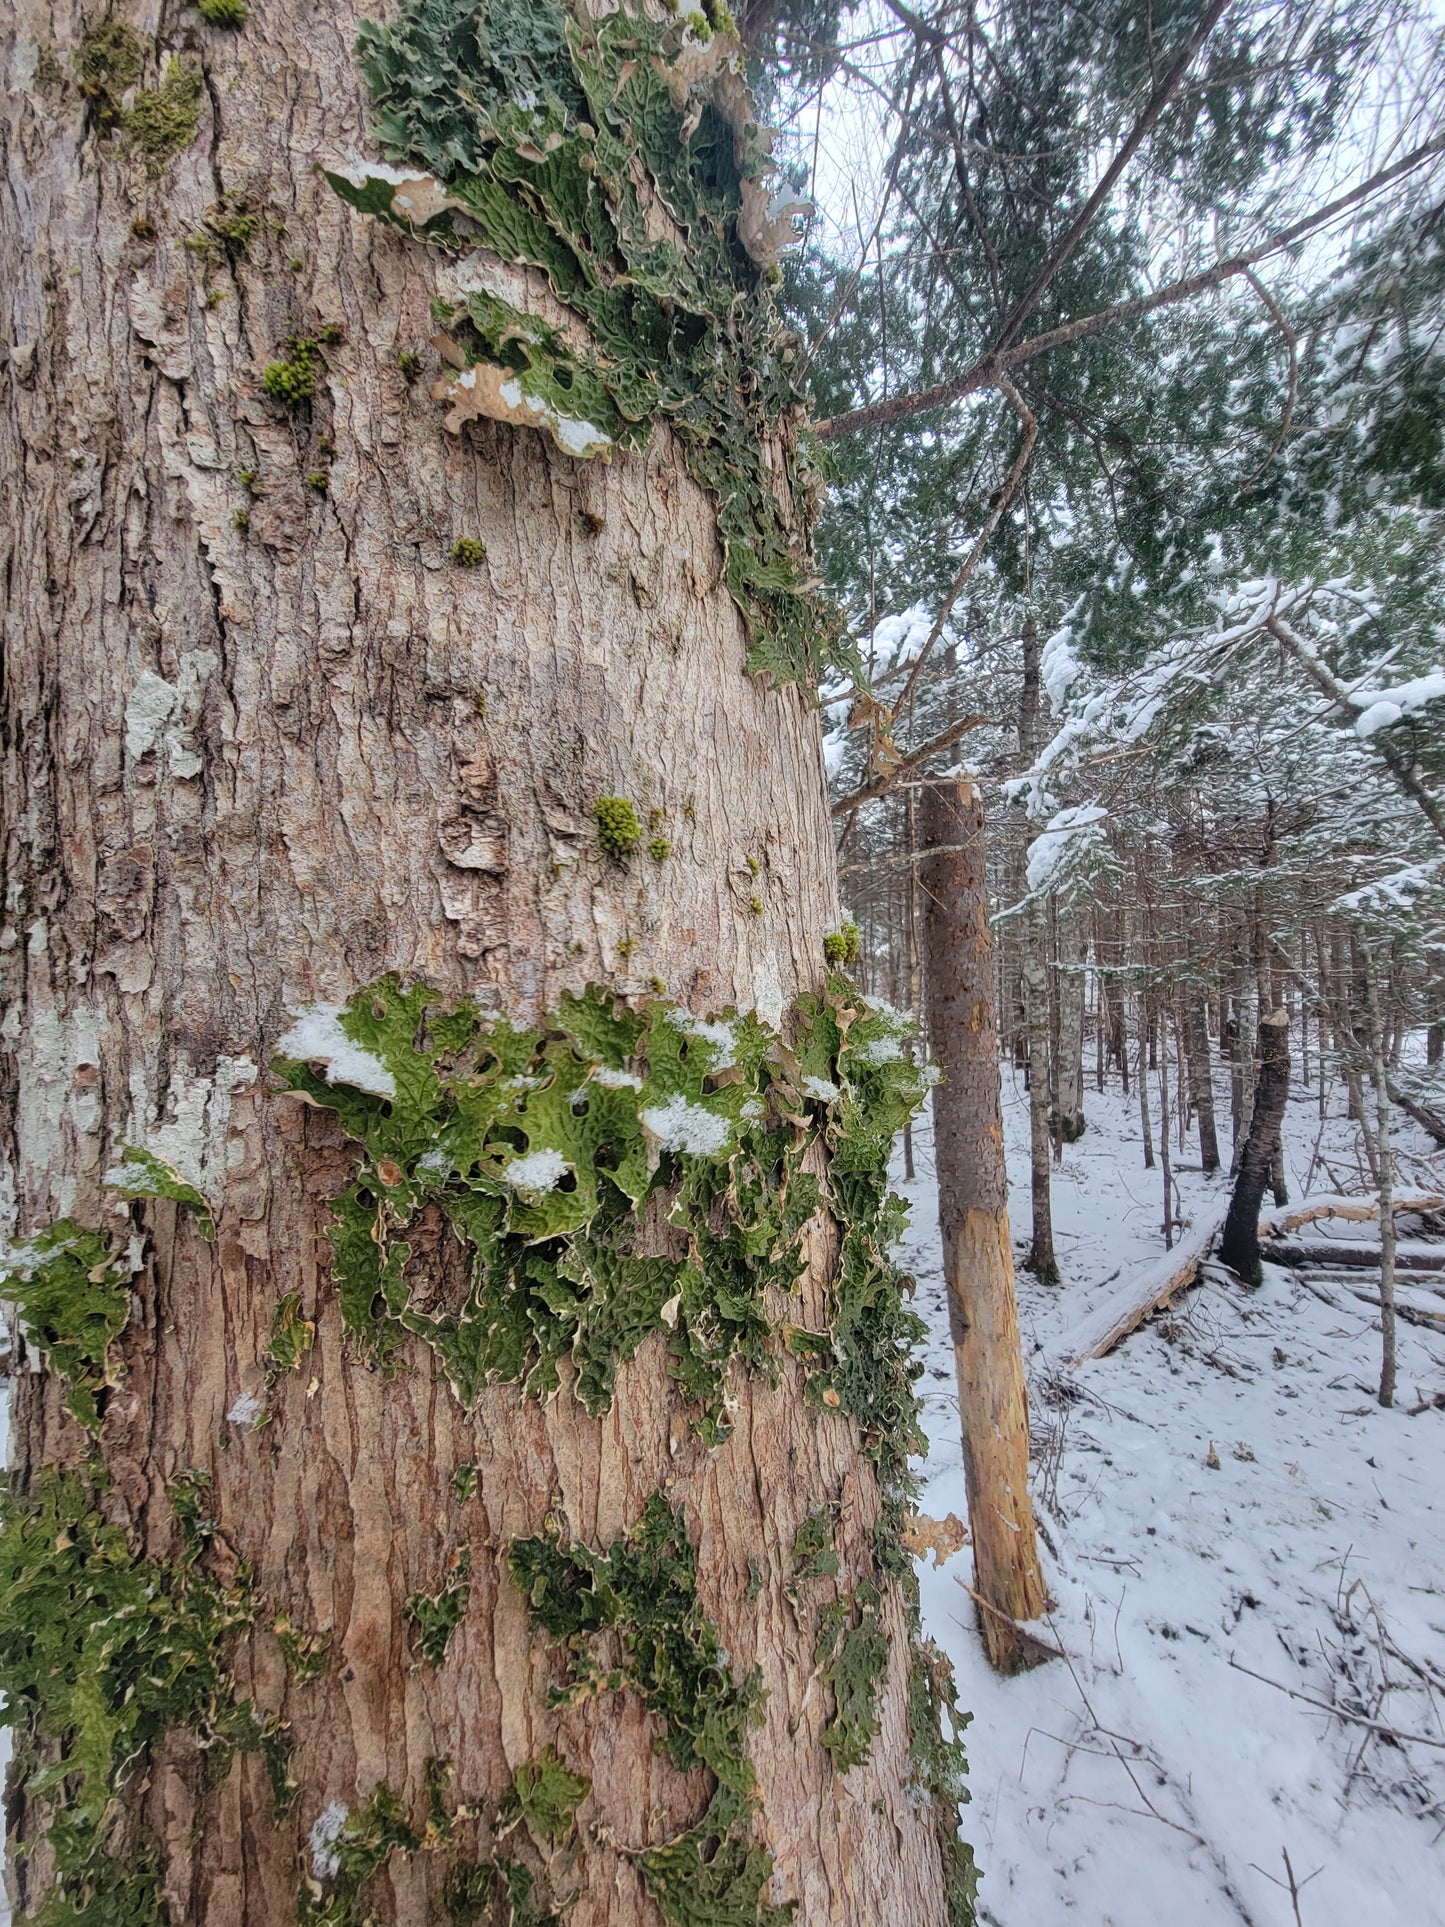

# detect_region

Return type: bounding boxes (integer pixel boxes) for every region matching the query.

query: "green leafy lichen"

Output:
[447,1855,559,1926]
[407,1547,471,1666]
[908,1641,980,1927]
[105,1144,216,1239]
[0,1466,285,1919]
[267,1292,316,1376]
[0,1223,131,1430]
[509,1745,590,1845]
[594,795,641,857]
[790,1508,839,1582]
[816,1581,888,1775]
[326,0,856,689]
[274,1613,332,1685]
[300,1784,421,1924]
[509,1494,792,1925]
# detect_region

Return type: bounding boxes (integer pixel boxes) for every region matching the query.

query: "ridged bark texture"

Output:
[0,5,953,1920]
[1219,1009,1290,1287]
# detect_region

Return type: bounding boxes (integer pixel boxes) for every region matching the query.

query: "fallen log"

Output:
[1057,1207,1229,1367]
[1267,1239,1445,1273]
[1259,1190,1445,1239]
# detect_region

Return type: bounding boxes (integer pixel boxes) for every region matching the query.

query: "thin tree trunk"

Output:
[1185,996,1221,1173]
[1364,954,1398,1408]
[1139,1001,1156,1170]
[920,779,1048,1673]
[1220,1010,1291,1285]
[0,12,956,1921]
[1022,911,1059,1283]
[1054,914,1086,1142]
[1158,1015,1174,1249]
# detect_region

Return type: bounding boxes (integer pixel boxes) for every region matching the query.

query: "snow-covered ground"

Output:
[907,1065,1445,1927]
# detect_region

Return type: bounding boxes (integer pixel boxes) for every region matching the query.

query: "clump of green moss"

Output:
[510,1496,792,1925]
[648,835,672,861]
[0,1467,285,1915]
[73,19,144,118]
[306,470,330,493]
[263,336,321,408]
[397,348,422,380]
[187,199,261,259]
[407,1548,471,1666]
[234,508,251,533]
[0,1223,131,1430]
[125,59,204,174]
[595,796,641,858]
[451,536,485,566]
[823,922,862,969]
[198,0,249,25]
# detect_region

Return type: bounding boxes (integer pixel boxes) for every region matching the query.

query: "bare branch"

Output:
[830,712,988,817]
[1236,268,1299,495]
[815,136,1445,440]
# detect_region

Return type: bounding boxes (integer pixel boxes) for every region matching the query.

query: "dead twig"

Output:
[1227,1655,1445,1750]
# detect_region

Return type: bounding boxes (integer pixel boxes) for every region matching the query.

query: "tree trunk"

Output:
[919,779,1047,1674]
[1219,1010,1291,1285]
[1053,915,1086,1143]
[0,9,962,1922]
[1184,996,1220,1174]
[1138,1000,1155,1170]
[1364,954,1398,1408]
[1021,913,1059,1283]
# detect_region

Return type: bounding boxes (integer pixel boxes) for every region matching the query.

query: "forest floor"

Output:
[907,1067,1445,1927]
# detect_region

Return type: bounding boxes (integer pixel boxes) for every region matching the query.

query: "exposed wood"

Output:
[1259,1191,1445,1237]
[920,777,1049,1673]
[1057,1206,1230,1367]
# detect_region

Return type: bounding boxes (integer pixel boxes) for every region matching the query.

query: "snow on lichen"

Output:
[505,1148,570,1195]
[592,1065,643,1090]
[276,1007,396,1099]
[803,1075,841,1102]
[640,1095,734,1156]
[308,1801,349,1881]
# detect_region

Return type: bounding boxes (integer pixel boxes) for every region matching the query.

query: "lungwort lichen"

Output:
[275,975,927,1452]
[510,1493,792,1925]
[325,0,853,689]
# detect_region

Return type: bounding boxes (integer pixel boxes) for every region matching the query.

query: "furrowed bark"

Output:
[0,6,957,1920]
[919,779,1048,1673]
[1219,1009,1291,1286]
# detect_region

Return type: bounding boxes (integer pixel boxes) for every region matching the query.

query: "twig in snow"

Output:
[1247,1848,1321,1926]
[1227,1656,1445,1750]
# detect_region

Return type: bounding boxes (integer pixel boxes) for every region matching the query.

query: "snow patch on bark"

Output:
[227,1391,265,1428]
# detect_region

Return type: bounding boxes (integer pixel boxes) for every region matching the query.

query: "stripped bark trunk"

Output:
[1219,1010,1291,1285]
[1017,621,1057,1281]
[920,779,1048,1673]
[1053,914,1086,1143]
[0,9,952,1920]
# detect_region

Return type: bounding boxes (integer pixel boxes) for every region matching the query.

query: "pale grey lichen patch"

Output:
[308,1801,349,1880]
